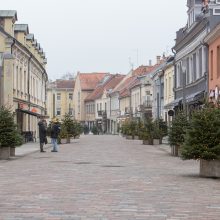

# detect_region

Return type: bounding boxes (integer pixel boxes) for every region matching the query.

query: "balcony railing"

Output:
[143,100,153,108]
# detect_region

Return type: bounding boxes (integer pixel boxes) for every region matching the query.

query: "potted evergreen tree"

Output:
[72,121,83,139]
[168,112,189,156]
[59,124,68,144]
[61,114,74,143]
[140,117,154,145]
[134,121,143,140]
[126,120,137,140]
[0,107,23,159]
[153,119,168,145]
[181,107,220,178]
[91,126,98,135]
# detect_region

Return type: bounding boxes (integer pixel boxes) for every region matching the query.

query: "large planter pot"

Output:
[153,139,160,145]
[10,147,15,157]
[61,138,68,144]
[134,136,139,140]
[66,137,71,144]
[171,145,180,157]
[143,139,153,145]
[143,140,149,145]
[0,147,10,160]
[200,159,220,178]
[126,135,133,140]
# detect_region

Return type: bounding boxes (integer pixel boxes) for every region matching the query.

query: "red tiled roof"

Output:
[113,76,136,93]
[132,65,155,76]
[119,77,139,98]
[85,74,125,102]
[48,79,75,89]
[56,80,75,89]
[79,72,109,91]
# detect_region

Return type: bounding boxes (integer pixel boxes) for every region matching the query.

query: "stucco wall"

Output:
[209,37,220,91]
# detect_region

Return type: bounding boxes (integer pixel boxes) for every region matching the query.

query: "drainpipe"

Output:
[44,70,47,116]
[139,85,142,121]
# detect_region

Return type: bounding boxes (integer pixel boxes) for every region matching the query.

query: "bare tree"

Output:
[61,72,76,80]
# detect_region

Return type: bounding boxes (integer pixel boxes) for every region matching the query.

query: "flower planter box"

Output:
[171,145,180,157]
[0,147,10,160]
[153,139,160,145]
[10,147,15,157]
[200,159,220,178]
[134,136,139,140]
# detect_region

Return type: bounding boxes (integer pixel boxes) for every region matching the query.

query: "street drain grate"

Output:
[74,162,92,165]
[102,165,124,168]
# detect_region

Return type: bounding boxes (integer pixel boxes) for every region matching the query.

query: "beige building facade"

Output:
[164,60,174,125]
[0,10,47,139]
[73,72,108,122]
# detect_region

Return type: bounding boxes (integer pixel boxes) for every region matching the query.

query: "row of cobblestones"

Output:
[0,135,219,219]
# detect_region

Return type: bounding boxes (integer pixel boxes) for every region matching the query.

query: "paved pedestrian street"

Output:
[0,135,220,220]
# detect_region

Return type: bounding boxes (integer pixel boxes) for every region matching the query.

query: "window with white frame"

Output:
[69,108,73,116]
[56,108,61,116]
[176,64,180,88]
[193,53,197,81]
[69,93,73,100]
[57,93,61,101]
[186,57,190,85]
[199,48,203,78]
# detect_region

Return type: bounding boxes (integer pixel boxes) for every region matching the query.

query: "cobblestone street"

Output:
[0,135,220,220]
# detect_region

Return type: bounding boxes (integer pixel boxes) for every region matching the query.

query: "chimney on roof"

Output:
[156,56,161,64]
[149,60,152,66]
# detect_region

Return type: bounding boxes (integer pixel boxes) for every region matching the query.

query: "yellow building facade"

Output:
[46,79,75,121]
[0,10,47,139]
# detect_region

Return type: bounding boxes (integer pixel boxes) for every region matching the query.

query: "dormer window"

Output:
[188,9,195,27]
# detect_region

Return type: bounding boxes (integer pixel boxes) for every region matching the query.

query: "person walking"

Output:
[51,118,61,152]
[38,119,47,152]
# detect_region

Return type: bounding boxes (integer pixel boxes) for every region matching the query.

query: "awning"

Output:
[171,91,205,107]
[169,97,183,107]
[16,109,43,117]
[193,91,205,102]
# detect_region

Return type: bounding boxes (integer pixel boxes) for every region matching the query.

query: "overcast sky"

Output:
[2,0,188,79]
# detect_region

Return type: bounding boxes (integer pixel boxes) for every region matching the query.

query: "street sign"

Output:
[168,110,174,117]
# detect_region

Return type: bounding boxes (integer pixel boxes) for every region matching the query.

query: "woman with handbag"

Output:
[38,119,47,152]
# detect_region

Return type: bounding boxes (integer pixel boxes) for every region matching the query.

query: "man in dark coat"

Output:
[51,118,61,152]
[38,119,47,152]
